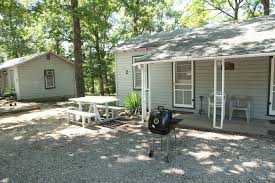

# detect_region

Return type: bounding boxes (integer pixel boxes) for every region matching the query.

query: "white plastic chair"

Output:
[229,96,251,123]
[208,91,227,120]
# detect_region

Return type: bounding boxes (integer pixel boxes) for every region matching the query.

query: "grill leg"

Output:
[164,135,170,163]
[148,133,156,158]
[174,128,178,154]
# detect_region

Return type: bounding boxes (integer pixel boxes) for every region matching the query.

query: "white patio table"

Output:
[69,96,119,122]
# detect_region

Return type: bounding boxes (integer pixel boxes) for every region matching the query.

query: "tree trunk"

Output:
[91,78,95,94]
[94,31,104,96]
[55,38,61,55]
[262,0,270,15]
[71,0,85,97]
[99,73,104,96]
[234,0,239,21]
[133,0,140,36]
[104,71,110,95]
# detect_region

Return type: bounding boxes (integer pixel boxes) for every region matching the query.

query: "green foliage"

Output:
[124,92,141,114]
[0,0,274,97]
[180,0,209,28]
[117,0,179,38]
[0,0,34,59]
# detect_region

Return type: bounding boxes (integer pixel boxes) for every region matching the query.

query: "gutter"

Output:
[132,52,275,66]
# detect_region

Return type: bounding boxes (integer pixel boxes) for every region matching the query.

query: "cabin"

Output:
[0,51,76,100]
[113,15,275,131]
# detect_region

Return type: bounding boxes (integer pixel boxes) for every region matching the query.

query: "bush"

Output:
[124,92,141,115]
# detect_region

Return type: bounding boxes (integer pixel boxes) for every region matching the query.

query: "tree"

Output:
[118,0,178,37]
[203,0,245,21]
[0,0,34,59]
[180,0,210,28]
[37,0,72,55]
[262,0,270,15]
[71,0,85,97]
[81,0,117,95]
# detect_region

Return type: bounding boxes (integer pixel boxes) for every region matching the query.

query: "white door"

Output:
[269,57,275,115]
[173,61,194,108]
[144,64,151,112]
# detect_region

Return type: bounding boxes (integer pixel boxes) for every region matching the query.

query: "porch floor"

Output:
[174,113,275,137]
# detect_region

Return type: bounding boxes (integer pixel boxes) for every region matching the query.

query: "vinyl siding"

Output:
[115,50,146,106]
[116,51,274,120]
[17,54,75,100]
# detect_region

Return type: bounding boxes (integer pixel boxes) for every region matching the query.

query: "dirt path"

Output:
[0,103,274,183]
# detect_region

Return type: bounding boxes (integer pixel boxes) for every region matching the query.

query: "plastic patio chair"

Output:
[229,95,251,123]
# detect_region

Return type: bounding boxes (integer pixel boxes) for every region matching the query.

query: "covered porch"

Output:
[137,55,275,132]
[125,16,275,133]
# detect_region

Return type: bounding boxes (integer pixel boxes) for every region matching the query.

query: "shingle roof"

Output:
[114,15,275,63]
[0,51,73,70]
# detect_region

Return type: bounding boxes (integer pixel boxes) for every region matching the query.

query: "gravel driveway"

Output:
[0,103,274,183]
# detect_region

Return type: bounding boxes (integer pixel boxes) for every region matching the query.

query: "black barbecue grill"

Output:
[147,106,181,162]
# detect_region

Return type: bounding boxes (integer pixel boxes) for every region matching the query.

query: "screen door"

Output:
[173,61,194,108]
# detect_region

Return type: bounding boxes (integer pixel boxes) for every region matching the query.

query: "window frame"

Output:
[132,56,143,90]
[44,69,56,89]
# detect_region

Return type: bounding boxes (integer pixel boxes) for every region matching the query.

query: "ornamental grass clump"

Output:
[124,92,141,115]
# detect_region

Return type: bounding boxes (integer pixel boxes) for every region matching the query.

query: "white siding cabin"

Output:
[0,51,76,100]
[114,15,275,129]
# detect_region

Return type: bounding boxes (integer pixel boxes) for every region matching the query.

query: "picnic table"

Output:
[68,96,122,124]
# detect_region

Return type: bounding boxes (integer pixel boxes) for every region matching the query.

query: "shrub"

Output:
[124,92,141,115]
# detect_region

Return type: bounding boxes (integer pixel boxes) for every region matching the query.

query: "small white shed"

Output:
[0,51,76,100]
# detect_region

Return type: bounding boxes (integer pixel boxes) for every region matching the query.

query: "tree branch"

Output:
[204,0,235,19]
[227,0,235,10]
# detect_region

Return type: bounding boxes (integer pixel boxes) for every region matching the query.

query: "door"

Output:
[9,70,15,89]
[144,64,151,111]
[269,57,275,115]
[173,61,194,108]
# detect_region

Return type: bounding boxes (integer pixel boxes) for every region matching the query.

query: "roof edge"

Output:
[0,51,74,70]
[133,52,275,66]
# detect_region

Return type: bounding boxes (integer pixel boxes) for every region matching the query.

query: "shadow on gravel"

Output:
[0,105,274,182]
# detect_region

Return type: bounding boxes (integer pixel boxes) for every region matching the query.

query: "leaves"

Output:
[0,0,274,95]
[180,0,210,28]
[125,92,141,114]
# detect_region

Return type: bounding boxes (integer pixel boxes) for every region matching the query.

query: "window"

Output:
[44,69,55,89]
[133,56,142,89]
[132,56,150,90]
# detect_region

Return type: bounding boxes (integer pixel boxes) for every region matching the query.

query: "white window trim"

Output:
[173,61,194,108]
[133,56,143,90]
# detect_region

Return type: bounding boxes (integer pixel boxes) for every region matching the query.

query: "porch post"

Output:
[141,64,147,122]
[148,64,152,112]
[213,60,217,128]
[220,59,225,129]
[213,59,225,129]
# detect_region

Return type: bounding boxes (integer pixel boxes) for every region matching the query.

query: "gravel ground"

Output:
[0,102,275,183]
